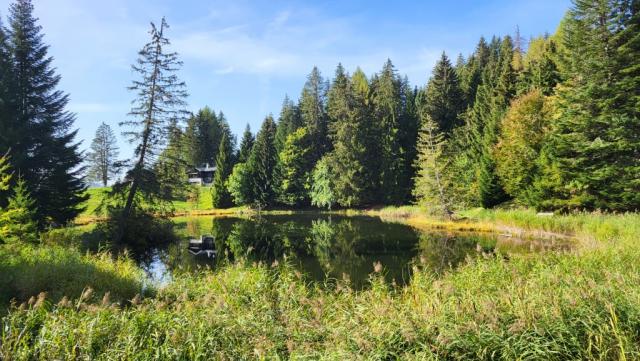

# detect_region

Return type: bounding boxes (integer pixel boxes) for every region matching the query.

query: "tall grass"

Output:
[0,244,148,308]
[2,250,639,359]
[2,208,640,359]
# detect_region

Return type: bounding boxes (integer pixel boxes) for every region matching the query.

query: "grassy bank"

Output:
[78,187,219,223]
[3,208,639,359]
[0,244,148,310]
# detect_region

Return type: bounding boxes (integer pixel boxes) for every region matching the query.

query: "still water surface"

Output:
[131,214,571,289]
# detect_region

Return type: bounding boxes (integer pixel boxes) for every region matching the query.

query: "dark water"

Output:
[132,214,572,289]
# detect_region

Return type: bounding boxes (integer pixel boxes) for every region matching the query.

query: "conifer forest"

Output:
[0,0,639,359]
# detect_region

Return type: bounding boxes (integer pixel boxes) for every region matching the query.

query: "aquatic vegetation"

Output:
[2,209,640,359]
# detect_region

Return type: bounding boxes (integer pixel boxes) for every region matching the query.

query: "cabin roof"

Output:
[193,163,217,172]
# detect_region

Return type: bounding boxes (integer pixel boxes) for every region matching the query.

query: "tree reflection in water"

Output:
[145,215,572,289]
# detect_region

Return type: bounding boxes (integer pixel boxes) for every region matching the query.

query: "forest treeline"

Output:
[186,0,638,213]
[0,0,638,242]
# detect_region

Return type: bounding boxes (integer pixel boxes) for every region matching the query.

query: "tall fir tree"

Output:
[5,0,87,225]
[155,120,189,200]
[274,95,301,153]
[458,37,491,108]
[461,36,517,207]
[118,17,188,223]
[518,36,561,95]
[397,76,420,202]
[423,52,465,135]
[247,115,278,208]
[350,68,378,203]
[0,17,16,165]
[184,107,219,167]
[211,132,233,208]
[414,93,453,218]
[371,59,406,204]
[87,122,120,187]
[299,67,329,162]
[544,0,640,210]
[237,124,254,164]
[326,64,368,207]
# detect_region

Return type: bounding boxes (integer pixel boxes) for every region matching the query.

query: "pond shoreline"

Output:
[75,205,578,241]
[3,209,640,358]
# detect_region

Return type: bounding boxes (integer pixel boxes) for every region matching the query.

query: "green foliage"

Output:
[0,0,87,225]
[0,244,147,307]
[154,121,190,201]
[326,65,369,207]
[371,60,410,204]
[494,90,552,204]
[310,156,336,210]
[246,116,278,208]
[184,107,220,167]
[211,133,233,208]
[0,177,38,244]
[518,36,562,95]
[546,0,640,211]
[460,36,517,208]
[87,122,119,187]
[274,96,302,153]
[413,95,454,217]
[0,153,10,194]
[423,52,465,134]
[226,163,252,206]
[299,67,329,162]
[277,127,313,206]
[3,210,640,358]
[237,124,254,164]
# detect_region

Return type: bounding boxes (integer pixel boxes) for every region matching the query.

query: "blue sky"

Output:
[0,0,570,159]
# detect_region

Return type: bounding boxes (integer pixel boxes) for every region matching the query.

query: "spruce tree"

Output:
[211,133,233,208]
[118,17,188,223]
[414,93,453,218]
[462,36,517,207]
[370,60,406,204]
[0,177,38,244]
[424,52,465,135]
[155,120,189,200]
[0,18,16,165]
[274,95,301,152]
[546,0,640,210]
[184,107,218,167]
[299,67,329,162]
[237,124,254,163]
[87,122,120,187]
[247,115,278,208]
[518,36,561,95]
[351,68,377,203]
[397,76,420,202]
[5,0,87,225]
[327,64,368,207]
[458,37,491,107]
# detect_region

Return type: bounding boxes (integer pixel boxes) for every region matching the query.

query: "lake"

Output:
[131,214,572,289]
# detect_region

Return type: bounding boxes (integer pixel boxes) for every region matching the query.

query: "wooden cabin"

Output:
[187,163,217,185]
